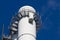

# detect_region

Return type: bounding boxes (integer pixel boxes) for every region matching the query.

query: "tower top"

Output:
[18,5,36,13]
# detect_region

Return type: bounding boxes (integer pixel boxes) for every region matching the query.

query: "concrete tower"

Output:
[18,6,36,40]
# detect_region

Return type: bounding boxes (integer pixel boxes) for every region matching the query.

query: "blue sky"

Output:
[0,0,60,40]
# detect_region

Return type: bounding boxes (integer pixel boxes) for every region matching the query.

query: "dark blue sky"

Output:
[0,0,60,40]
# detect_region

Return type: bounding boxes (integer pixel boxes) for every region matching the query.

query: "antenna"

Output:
[2,24,4,40]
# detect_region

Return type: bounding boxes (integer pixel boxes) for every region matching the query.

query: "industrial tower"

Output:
[2,5,41,40]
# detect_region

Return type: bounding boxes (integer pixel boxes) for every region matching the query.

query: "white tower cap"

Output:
[18,5,36,13]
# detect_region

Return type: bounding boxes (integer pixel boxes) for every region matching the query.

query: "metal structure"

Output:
[2,5,41,40]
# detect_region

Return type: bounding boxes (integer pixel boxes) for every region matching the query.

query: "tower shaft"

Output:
[18,17,36,40]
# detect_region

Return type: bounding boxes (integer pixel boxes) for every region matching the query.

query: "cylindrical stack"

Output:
[18,6,36,40]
